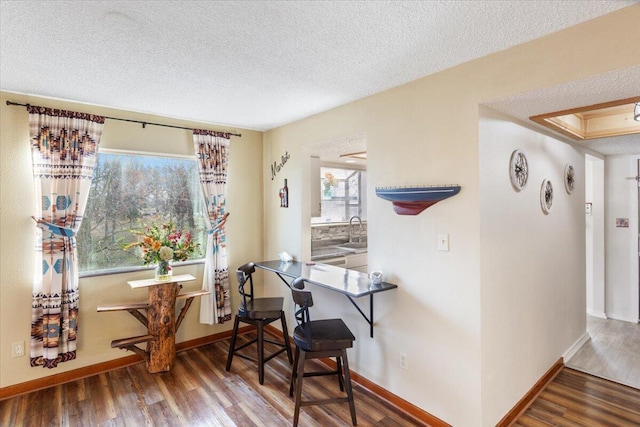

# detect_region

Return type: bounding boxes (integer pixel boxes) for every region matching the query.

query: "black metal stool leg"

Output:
[289,346,300,397]
[225,315,240,371]
[281,312,293,363]
[257,321,265,385]
[292,349,307,427]
[342,348,357,426]
[336,356,344,391]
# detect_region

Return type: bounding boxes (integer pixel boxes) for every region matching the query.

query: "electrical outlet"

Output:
[12,341,25,358]
[399,352,408,370]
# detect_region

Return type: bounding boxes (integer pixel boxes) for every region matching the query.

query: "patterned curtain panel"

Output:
[193,130,231,324]
[29,106,104,368]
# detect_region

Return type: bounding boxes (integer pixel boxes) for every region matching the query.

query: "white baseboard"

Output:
[587,310,607,319]
[563,332,590,362]
[604,313,637,323]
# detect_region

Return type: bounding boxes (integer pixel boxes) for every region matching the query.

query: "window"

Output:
[78,150,206,274]
[312,166,367,224]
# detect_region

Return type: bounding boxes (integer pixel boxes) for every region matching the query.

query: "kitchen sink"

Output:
[311,247,349,258]
[311,242,368,261]
[336,242,367,251]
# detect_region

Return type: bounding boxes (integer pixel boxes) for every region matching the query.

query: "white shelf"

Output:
[128,274,196,289]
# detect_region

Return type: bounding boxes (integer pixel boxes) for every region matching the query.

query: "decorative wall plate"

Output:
[540,179,553,214]
[509,149,528,191]
[564,164,575,194]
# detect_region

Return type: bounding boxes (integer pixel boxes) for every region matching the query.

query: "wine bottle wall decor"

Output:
[279,179,289,208]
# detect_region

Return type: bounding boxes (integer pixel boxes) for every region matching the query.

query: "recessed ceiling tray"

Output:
[375,185,461,215]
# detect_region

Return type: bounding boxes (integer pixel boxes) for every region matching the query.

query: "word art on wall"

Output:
[271,151,291,180]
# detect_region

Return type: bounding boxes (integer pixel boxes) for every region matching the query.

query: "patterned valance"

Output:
[192,129,231,139]
[27,105,105,124]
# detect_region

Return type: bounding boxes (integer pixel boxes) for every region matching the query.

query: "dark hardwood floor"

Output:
[2,334,640,426]
[515,368,640,427]
[0,333,424,426]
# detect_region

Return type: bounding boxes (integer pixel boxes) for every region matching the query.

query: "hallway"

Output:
[566,316,640,390]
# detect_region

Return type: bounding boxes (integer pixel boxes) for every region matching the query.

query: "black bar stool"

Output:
[288,277,357,427]
[226,262,293,384]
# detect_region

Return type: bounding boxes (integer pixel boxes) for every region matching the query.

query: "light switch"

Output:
[437,233,449,251]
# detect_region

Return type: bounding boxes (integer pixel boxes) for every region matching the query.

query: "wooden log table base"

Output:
[97,275,209,373]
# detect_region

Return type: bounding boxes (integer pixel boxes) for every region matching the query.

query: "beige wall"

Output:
[0,91,263,388]
[262,6,640,427]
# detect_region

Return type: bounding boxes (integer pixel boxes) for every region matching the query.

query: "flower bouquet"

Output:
[323,172,338,199]
[122,221,199,281]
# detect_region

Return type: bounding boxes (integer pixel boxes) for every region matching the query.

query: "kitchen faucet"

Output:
[349,215,363,243]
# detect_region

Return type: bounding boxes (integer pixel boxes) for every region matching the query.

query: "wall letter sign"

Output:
[271,151,290,180]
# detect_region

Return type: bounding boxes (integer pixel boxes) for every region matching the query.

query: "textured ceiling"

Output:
[309,132,367,166]
[0,1,637,156]
[486,66,640,156]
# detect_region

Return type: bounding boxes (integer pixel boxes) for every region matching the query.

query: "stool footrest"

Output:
[232,346,287,364]
[302,369,340,378]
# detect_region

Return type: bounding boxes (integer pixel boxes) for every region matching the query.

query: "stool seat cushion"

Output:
[293,319,355,352]
[239,297,284,319]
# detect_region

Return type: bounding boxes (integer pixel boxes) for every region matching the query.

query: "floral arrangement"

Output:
[122,221,199,266]
[324,172,337,187]
[322,172,338,198]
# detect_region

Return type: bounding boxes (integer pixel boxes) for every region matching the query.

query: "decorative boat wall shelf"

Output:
[375,185,461,215]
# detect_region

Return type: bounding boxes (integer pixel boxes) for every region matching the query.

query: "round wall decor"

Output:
[564,164,575,194]
[540,179,553,214]
[509,149,528,192]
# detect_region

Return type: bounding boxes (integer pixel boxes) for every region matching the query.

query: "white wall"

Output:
[585,154,606,318]
[605,154,640,322]
[479,108,586,423]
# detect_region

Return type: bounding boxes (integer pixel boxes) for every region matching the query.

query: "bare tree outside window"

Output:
[78,152,206,274]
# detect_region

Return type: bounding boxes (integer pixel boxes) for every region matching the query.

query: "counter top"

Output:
[256,260,395,298]
[255,259,395,338]
[311,245,367,260]
[311,221,367,228]
[311,247,353,260]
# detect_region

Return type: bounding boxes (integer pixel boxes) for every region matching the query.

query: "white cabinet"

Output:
[351,265,368,273]
[346,253,367,272]
[310,156,321,217]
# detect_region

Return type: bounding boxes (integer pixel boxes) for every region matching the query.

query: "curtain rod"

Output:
[5,100,241,137]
